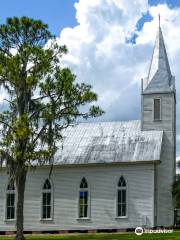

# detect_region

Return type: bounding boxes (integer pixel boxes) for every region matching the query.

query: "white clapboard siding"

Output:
[0,163,155,231]
[142,92,176,227]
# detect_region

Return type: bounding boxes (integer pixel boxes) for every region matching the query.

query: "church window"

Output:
[42,179,52,220]
[153,98,161,120]
[79,177,89,218]
[6,180,16,220]
[117,176,127,217]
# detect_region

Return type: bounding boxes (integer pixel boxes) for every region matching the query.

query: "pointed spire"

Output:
[143,16,174,93]
[158,14,160,28]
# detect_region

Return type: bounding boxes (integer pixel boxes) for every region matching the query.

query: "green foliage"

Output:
[0,17,104,177]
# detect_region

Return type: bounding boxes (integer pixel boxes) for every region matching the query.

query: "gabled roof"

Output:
[143,26,175,94]
[54,121,163,165]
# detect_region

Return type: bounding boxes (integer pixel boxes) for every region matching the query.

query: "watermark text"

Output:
[135,227,173,236]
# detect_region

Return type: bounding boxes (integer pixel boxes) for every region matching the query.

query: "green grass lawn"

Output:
[0,231,180,240]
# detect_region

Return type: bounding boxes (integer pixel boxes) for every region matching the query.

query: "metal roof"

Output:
[54,120,163,165]
[143,26,175,94]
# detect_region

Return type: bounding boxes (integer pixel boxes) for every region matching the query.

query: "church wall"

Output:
[0,163,155,231]
[142,92,176,227]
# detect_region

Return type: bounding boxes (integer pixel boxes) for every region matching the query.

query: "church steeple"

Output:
[142,18,175,94]
[141,17,176,228]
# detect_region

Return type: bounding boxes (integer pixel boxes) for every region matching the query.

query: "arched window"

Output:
[79,177,89,218]
[6,180,15,220]
[117,176,127,217]
[42,179,52,220]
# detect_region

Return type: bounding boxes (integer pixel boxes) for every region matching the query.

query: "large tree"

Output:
[0,17,103,240]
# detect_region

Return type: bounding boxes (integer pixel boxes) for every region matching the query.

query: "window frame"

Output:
[5,181,16,221]
[77,177,90,220]
[41,178,54,221]
[153,98,161,121]
[116,176,128,219]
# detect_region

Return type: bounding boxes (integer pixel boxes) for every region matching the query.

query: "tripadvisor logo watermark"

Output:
[135,227,173,236]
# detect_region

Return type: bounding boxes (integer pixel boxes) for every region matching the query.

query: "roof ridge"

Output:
[75,120,140,125]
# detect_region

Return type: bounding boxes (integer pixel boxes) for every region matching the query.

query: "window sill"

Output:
[76,217,91,221]
[40,218,54,222]
[153,119,162,122]
[115,216,128,219]
[4,219,16,223]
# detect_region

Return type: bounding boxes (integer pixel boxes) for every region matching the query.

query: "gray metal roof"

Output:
[143,26,175,94]
[54,120,163,165]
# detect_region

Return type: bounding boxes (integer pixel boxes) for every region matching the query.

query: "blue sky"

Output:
[149,0,180,7]
[0,0,78,35]
[0,0,179,36]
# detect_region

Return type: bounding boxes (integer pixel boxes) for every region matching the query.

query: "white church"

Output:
[0,23,176,233]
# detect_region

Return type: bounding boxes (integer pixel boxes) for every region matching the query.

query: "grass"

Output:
[0,231,180,240]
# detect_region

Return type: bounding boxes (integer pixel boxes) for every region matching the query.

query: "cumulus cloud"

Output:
[58,0,152,118]
[58,0,149,122]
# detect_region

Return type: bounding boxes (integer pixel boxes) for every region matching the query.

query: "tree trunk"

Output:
[16,169,27,240]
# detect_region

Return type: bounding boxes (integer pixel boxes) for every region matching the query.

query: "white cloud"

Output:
[57,1,180,151]
[58,0,149,121]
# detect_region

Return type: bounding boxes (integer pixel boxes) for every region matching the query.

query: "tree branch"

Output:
[0,119,15,131]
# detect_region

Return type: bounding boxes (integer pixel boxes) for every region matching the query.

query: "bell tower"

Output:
[141,18,176,226]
